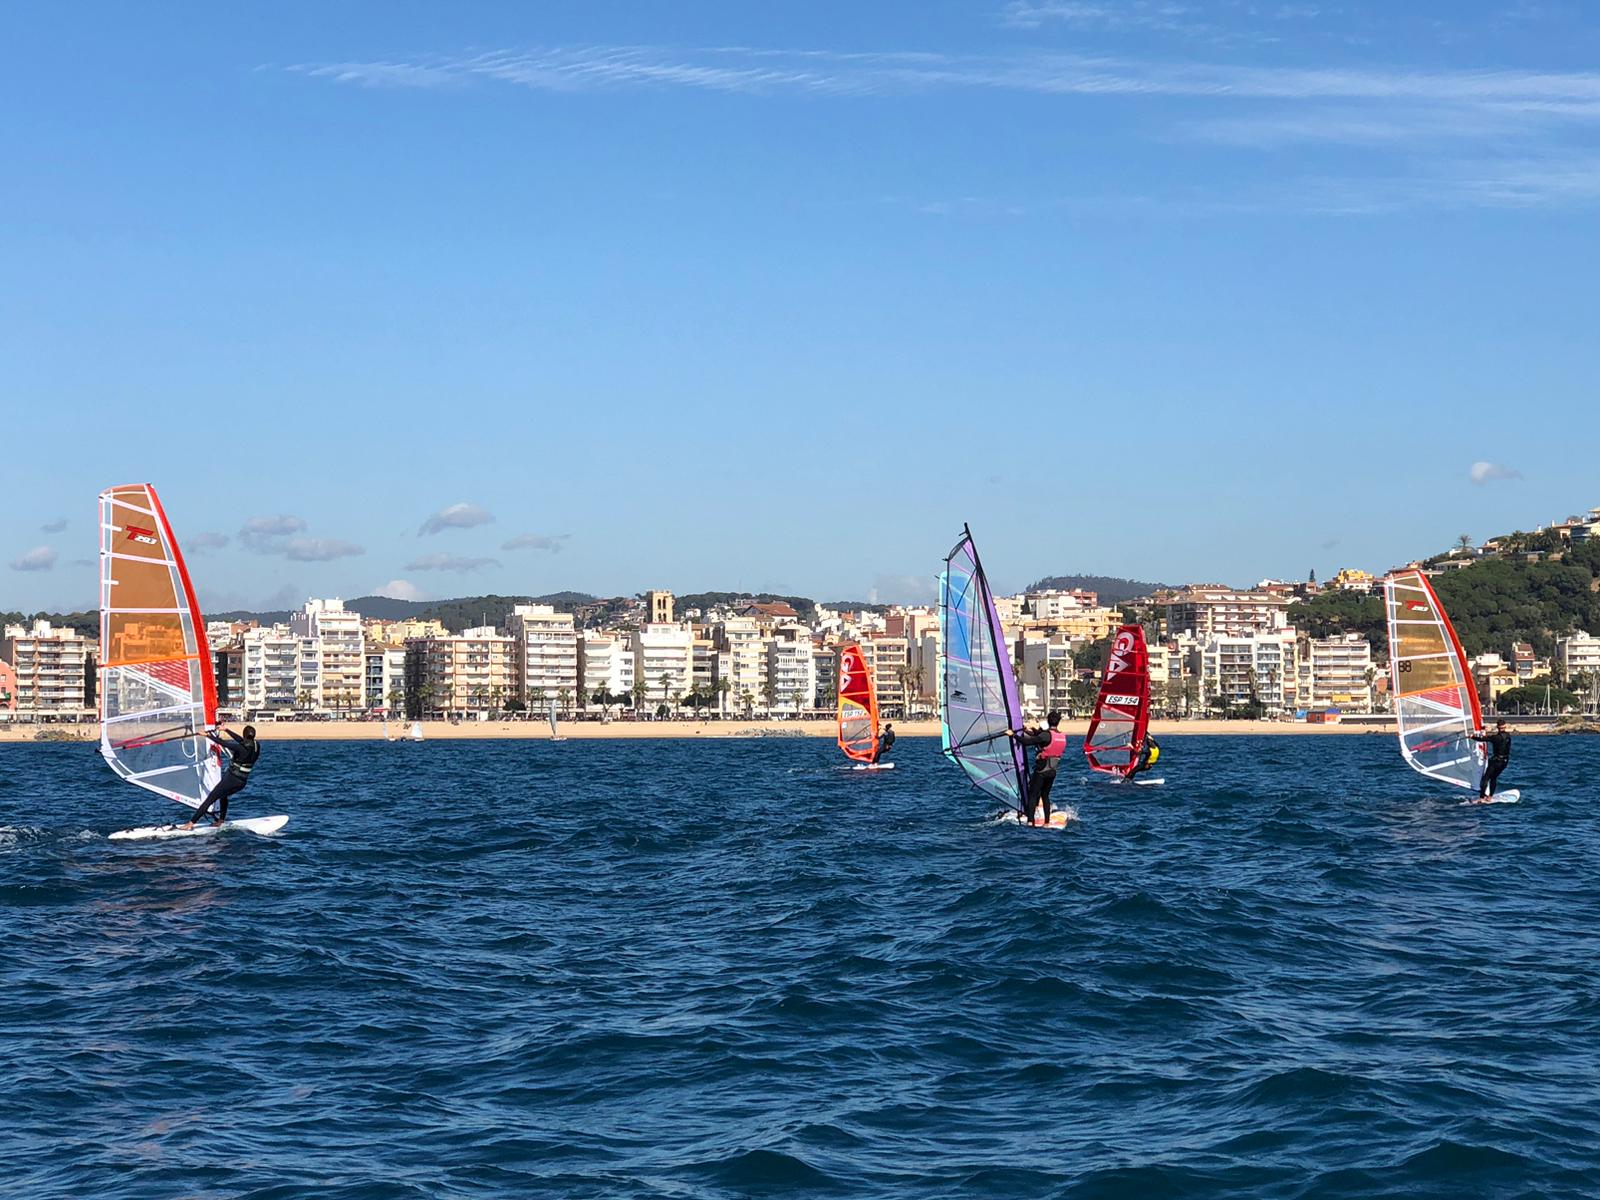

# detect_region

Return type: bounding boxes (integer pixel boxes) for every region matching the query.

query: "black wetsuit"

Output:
[192,731,259,824]
[1015,727,1064,822]
[1136,737,1161,774]
[873,728,896,764]
[1472,729,1512,797]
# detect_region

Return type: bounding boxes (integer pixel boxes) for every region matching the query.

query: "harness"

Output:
[1037,729,1067,760]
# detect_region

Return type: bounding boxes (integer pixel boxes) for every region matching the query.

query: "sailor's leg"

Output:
[1038,768,1056,823]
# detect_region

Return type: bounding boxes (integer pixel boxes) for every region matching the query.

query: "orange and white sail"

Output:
[1383,568,1485,792]
[837,643,878,763]
[98,484,221,810]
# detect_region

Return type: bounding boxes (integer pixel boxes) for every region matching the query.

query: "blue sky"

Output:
[4,1,1597,611]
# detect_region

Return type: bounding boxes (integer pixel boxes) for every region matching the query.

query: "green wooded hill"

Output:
[0,610,98,639]
[1288,539,1600,660]
[1026,574,1172,604]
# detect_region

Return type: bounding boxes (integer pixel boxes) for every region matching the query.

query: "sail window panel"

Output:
[105,554,181,612]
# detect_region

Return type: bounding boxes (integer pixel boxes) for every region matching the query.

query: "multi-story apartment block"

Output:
[239,626,301,714]
[577,631,636,707]
[505,604,579,710]
[631,623,694,712]
[812,638,838,710]
[364,644,407,713]
[1556,631,1600,680]
[292,598,365,714]
[1164,586,1292,638]
[766,627,816,715]
[2,620,95,715]
[1024,589,1100,619]
[1511,642,1537,680]
[1195,631,1298,715]
[714,618,767,714]
[0,659,17,713]
[860,635,909,717]
[1471,653,1519,707]
[405,626,516,716]
[213,643,244,718]
[1016,634,1076,717]
[1299,633,1374,713]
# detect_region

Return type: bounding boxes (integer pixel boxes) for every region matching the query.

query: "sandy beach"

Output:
[0,717,1433,744]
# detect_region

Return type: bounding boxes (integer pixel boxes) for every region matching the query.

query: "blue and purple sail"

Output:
[939,525,1028,814]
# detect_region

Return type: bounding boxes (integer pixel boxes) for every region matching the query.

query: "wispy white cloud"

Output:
[501,533,571,553]
[9,546,57,572]
[239,514,308,553]
[1470,461,1522,484]
[418,502,495,536]
[190,531,230,554]
[40,517,67,534]
[286,43,1600,213]
[239,515,362,561]
[282,537,365,562]
[406,553,501,572]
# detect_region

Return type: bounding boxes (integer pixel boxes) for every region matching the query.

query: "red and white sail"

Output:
[98,484,221,810]
[837,643,878,763]
[1084,624,1151,779]
[1383,569,1485,792]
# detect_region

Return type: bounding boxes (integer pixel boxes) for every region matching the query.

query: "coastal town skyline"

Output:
[5,491,1598,615]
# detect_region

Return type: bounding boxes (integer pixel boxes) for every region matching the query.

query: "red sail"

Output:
[1084,624,1150,779]
[836,643,878,762]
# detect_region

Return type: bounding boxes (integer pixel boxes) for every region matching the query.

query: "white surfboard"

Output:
[851,762,895,771]
[109,814,290,841]
[1133,776,1166,787]
[1461,790,1521,806]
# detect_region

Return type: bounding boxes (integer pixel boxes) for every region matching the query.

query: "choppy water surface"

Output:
[4,734,1600,1199]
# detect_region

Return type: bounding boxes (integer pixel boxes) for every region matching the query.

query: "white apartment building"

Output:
[1196,631,1299,715]
[406,626,516,716]
[1017,635,1076,717]
[1024,590,1098,619]
[578,631,636,706]
[1556,631,1600,680]
[766,628,816,715]
[713,618,767,714]
[860,636,910,717]
[1165,587,1292,638]
[631,623,695,711]
[292,598,365,714]
[505,604,579,710]
[1299,633,1374,713]
[240,626,301,713]
[2,619,94,714]
[364,644,407,712]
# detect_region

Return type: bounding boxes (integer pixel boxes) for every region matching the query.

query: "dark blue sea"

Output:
[4,734,1600,1199]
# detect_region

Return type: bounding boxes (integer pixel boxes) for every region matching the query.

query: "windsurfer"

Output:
[1135,736,1162,775]
[183,725,260,829]
[1009,711,1067,825]
[1469,720,1512,798]
[873,722,896,764]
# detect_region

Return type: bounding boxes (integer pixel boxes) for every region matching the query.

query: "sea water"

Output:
[3,735,1599,1199]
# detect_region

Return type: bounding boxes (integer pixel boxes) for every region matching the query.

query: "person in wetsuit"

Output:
[1135,735,1162,775]
[183,724,260,829]
[1009,710,1067,825]
[1469,719,1512,799]
[873,722,896,764]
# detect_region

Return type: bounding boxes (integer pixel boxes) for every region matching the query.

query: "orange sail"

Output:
[98,484,221,810]
[837,643,878,762]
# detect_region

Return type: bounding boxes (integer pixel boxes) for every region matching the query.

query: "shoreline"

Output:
[0,717,1459,743]
[5,718,1582,744]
